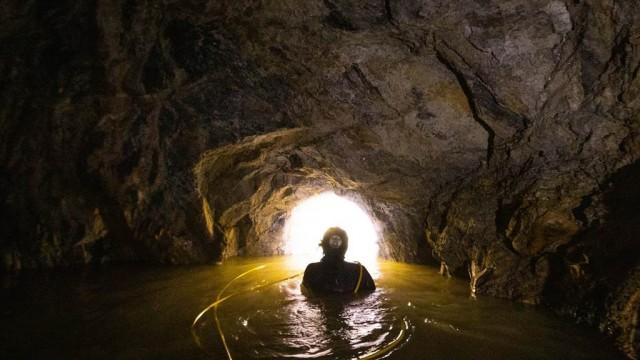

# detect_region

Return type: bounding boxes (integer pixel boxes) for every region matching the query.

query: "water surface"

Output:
[1,257,623,359]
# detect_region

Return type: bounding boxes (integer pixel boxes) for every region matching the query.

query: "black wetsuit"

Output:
[302,257,376,294]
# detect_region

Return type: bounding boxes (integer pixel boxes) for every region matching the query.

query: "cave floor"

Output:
[1,257,623,359]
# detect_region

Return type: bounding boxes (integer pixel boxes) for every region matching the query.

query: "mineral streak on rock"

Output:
[1,0,638,357]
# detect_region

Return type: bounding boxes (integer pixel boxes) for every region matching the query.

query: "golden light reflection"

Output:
[192,259,410,359]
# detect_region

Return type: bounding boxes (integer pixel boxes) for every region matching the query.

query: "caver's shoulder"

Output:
[343,261,362,272]
[304,262,322,272]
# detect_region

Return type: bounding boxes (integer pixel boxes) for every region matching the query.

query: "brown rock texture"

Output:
[1,0,638,357]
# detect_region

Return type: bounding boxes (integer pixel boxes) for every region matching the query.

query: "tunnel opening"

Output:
[283,191,380,272]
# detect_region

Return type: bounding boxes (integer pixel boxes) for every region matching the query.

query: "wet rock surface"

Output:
[1,0,639,357]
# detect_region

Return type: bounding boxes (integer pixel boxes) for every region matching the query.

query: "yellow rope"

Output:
[191,264,267,357]
[357,317,410,360]
[354,263,364,294]
[192,265,266,328]
[191,265,302,358]
[214,297,232,359]
[192,264,410,360]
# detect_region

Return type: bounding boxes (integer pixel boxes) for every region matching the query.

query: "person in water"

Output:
[302,227,376,295]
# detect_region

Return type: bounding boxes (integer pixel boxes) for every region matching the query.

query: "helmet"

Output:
[320,227,348,259]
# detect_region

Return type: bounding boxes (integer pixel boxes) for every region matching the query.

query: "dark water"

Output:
[1,257,624,359]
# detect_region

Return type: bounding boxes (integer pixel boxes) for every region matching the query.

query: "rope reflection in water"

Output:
[191,264,410,359]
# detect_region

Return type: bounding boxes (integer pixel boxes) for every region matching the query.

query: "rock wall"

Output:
[1,0,638,357]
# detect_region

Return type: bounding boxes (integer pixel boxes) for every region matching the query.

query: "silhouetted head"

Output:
[320,227,348,261]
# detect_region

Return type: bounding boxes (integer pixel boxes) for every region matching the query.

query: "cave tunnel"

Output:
[282,191,380,271]
[1,0,639,359]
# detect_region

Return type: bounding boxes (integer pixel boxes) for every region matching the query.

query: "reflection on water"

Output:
[208,284,402,359]
[193,259,405,359]
[1,257,625,359]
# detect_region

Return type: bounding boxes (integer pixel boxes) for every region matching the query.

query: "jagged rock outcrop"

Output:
[1,0,638,357]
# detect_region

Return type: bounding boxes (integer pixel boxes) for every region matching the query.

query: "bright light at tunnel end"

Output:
[283,192,380,274]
